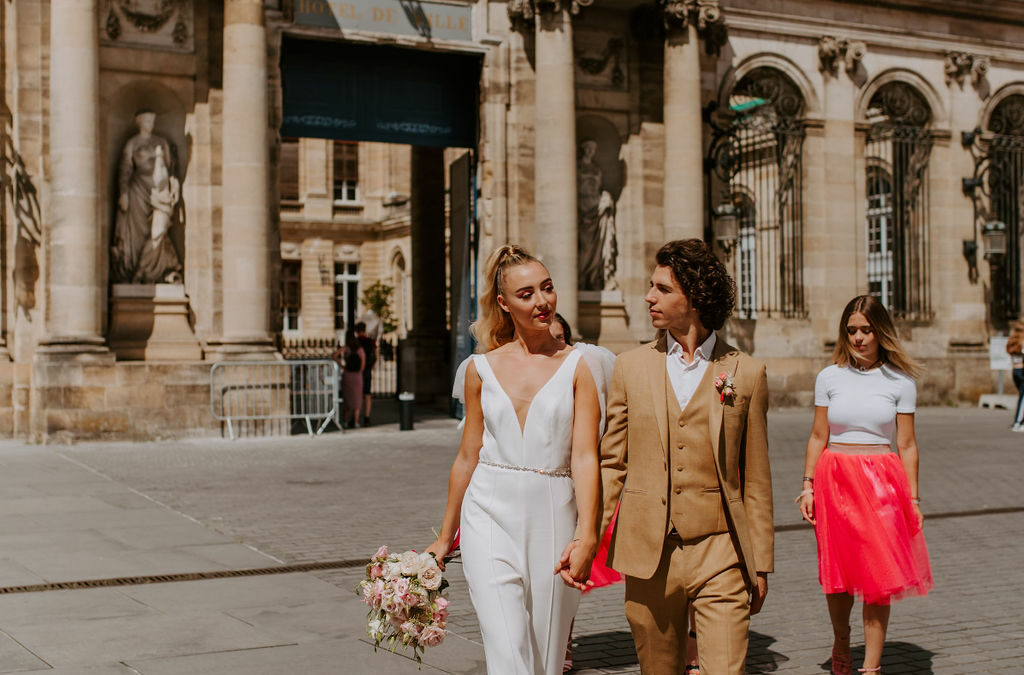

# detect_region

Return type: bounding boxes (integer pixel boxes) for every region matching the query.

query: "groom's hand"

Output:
[750,573,768,615]
[555,539,596,591]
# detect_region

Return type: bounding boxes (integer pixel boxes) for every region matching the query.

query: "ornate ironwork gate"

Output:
[964,95,1024,325]
[863,83,933,320]
[707,68,806,319]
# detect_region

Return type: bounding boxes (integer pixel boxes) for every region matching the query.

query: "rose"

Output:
[419,624,447,647]
[418,565,443,591]
[419,552,437,571]
[400,620,421,639]
[371,579,386,607]
[369,563,384,579]
[399,550,423,576]
[374,544,389,560]
[433,596,449,621]
[385,561,402,579]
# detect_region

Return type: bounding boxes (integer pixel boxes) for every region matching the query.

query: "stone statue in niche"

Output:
[111,109,183,284]
[577,139,618,291]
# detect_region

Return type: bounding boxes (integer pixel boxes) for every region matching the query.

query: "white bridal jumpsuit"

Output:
[459,350,582,675]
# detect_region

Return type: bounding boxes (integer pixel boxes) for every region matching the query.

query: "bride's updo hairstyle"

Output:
[472,245,543,351]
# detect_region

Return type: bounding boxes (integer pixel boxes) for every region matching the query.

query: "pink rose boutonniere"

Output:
[714,371,736,403]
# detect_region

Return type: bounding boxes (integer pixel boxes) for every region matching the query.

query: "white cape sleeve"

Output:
[575,342,617,437]
[451,355,474,405]
[451,355,475,430]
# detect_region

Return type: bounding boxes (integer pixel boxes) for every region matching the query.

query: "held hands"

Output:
[554,538,597,591]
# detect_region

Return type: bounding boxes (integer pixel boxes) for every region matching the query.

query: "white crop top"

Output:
[814,364,916,445]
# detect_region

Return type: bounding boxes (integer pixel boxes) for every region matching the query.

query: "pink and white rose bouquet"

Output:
[357,545,449,665]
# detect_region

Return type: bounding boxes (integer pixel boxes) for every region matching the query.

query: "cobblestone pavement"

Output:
[63,407,1024,674]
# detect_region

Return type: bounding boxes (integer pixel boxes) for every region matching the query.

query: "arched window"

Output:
[986,94,1024,323]
[864,82,933,319]
[712,67,807,319]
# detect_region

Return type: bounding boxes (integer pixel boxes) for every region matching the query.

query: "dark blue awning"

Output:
[280,37,479,148]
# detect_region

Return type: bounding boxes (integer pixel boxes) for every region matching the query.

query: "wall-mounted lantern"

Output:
[713,202,739,260]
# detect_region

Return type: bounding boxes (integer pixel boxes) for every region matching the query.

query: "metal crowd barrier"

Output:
[210,360,340,440]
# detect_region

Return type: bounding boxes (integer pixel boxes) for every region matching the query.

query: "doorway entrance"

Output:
[279,37,481,404]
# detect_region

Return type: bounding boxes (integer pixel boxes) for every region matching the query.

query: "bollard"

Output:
[398,392,415,431]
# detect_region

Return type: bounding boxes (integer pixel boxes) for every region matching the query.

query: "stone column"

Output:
[533,4,579,328]
[662,0,720,241]
[38,0,108,358]
[403,147,449,401]
[219,0,274,356]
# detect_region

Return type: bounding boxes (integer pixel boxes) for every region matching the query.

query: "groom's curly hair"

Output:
[655,239,736,331]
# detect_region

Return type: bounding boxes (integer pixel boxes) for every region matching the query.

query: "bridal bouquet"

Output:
[357,545,450,664]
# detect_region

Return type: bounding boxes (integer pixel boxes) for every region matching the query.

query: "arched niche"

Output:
[718,53,820,118]
[104,80,189,272]
[856,69,947,128]
[983,83,1024,135]
[576,114,624,202]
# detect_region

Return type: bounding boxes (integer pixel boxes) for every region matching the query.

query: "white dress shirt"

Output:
[666,330,717,412]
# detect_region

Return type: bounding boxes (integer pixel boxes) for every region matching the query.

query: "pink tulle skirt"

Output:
[813,448,933,605]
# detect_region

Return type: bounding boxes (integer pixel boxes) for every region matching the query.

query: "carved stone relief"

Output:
[508,0,593,26]
[944,52,990,90]
[818,36,866,77]
[101,0,194,52]
[661,0,721,31]
[575,35,626,90]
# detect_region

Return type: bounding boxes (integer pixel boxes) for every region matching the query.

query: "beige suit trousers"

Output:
[624,532,750,675]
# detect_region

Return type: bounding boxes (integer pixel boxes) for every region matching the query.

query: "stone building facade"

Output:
[1,0,1022,440]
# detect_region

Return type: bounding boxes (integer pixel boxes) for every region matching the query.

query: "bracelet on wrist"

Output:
[911,497,921,504]
[802,476,814,483]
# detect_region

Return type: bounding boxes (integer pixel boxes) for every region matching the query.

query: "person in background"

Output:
[341,330,365,429]
[798,295,932,675]
[355,322,377,427]
[1006,318,1024,431]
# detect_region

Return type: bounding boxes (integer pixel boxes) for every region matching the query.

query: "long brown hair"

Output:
[832,295,920,378]
[471,245,544,352]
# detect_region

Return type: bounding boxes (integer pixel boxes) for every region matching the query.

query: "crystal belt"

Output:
[477,460,571,478]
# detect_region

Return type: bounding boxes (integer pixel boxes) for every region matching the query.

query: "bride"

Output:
[426,245,602,675]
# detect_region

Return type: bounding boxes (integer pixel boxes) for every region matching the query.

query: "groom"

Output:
[600,239,774,674]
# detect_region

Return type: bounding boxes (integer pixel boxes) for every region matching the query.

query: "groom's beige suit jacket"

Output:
[599,334,774,586]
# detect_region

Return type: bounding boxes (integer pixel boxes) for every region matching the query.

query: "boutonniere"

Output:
[714,371,736,403]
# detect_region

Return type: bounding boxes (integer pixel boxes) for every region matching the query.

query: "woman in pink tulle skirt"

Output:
[798,296,932,675]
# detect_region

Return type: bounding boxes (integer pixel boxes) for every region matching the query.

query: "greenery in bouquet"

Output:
[357,545,450,665]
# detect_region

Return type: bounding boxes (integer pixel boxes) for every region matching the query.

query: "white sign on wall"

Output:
[990,336,1012,370]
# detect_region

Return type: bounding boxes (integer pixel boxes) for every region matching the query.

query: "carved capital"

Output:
[818,36,866,77]
[508,0,594,26]
[661,0,722,32]
[944,51,990,90]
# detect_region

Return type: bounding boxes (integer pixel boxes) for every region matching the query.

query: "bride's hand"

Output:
[554,538,597,591]
[424,540,451,571]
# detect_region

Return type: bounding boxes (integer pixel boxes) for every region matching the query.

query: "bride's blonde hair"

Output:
[472,245,542,352]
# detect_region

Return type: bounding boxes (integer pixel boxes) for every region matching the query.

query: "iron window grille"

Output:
[864,82,934,320]
[707,68,807,319]
[963,95,1024,327]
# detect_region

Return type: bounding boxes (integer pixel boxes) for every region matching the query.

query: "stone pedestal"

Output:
[108,284,202,361]
[579,290,637,354]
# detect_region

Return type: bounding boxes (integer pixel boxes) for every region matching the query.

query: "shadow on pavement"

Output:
[571,630,637,669]
[748,630,789,672]
[818,642,935,674]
